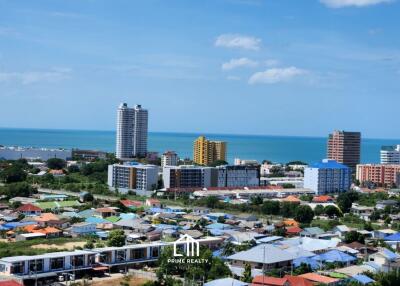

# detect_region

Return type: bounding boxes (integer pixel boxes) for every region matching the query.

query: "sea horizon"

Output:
[1,127,399,165]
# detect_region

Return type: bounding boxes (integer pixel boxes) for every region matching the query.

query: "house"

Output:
[300,227,325,238]
[282,196,301,204]
[145,198,161,208]
[120,199,143,209]
[376,200,398,210]
[299,273,340,286]
[94,207,118,218]
[16,204,42,216]
[374,229,397,239]
[70,222,97,236]
[368,248,400,272]
[204,278,248,286]
[312,195,333,203]
[252,275,313,286]
[351,204,374,221]
[286,226,303,237]
[332,225,351,237]
[192,207,210,215]
[227,244,295,270]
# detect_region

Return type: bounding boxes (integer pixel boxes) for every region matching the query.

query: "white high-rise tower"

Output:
[116,103,148,159]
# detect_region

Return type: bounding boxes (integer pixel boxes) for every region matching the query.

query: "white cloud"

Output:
[215,34,261,50]
[264,59,280,67]
[320,0,393,8]
[222,58,258,70]
[248,66,307,84]
[0,68,71,85]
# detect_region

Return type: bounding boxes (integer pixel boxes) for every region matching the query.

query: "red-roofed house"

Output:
[252,276,289,286]
[282,196,301,204]
[312,195,333,203]
[252,275,313,286]
[120,199,143,209]
[16,204,42,216]
[286,226,304,236]
[145,198,161,208]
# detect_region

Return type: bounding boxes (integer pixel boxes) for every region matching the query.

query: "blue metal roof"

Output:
[352,274,375,285]
[384,232,400,241]
[310,160,349,169]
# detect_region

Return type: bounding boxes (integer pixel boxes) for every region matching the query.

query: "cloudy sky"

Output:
[0,0,399,138]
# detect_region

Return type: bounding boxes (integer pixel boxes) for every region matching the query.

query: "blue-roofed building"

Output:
[351,274,375,285]
[304,159,351,194]
[2,221,36,230]
[85,216,108,224]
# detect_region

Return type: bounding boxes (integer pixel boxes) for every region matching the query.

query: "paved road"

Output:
[38,188,120,202]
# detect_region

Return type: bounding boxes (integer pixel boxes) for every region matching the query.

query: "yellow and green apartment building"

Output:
[193,136,227,166]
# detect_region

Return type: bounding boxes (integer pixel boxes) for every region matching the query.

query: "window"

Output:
[130,248,146,260]
[11,262,25,274]
[0,264,6,273]
[29,260,43,273]
[116,250,126,262]
[71,255,84,268]
[50,257,64,270]
[151,247,159,258]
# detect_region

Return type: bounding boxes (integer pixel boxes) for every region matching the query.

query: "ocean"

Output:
[0,128,398,164]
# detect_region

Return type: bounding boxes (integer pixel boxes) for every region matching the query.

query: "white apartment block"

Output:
[116,103,148,159]
[304,159,351,195]
[107,163,158,193]
[381,145,400,164]
[0,146,71,161]
[161,151,178,167]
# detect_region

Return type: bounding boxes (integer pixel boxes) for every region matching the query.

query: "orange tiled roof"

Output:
[252,276,288,286]
[283,219,299,227]
[34,213,59,222]
[299,273,339,284]
[312,195,333,203]
[282,195,301,203]
[37,226,61,234]
[286,226,303,234]
[284,275,314,286]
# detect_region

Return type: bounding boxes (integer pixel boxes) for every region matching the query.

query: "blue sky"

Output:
[0,0,399,138]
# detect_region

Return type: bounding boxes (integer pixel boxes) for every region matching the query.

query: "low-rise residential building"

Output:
[107,162,158,194]
[70,222,97,236]
[16,204,42,217]
[304,159,351,194]
[351,204,374,221]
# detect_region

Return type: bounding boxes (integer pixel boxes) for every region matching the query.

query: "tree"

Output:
[280,202,298,217]
[0,165,27,183]
[82,192,94,202]
[205,196,219,208]
[107,229,126,247]
[47,158,66,170]
[337,194,352,213]
[261,200,280,215]
[294,205,314,224]
[242,263,252,283]
[208,258,231,281]
[344,230,365,244]
[222,242,236,257]
[324,205,343,218]
[314,204,325,216]
[217,216,226,223]
[251,195,263,205]
[0,182,37,198]
[68,165,80,173]
[208,160,228,167]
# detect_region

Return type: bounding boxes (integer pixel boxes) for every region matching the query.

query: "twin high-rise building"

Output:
[380,145,400,164]
[193,136,227,166]
[116,103,148,159]
[327,130,361,171]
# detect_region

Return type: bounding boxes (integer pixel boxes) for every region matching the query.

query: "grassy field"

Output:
[0,237,85,258]
[36,200,81,209]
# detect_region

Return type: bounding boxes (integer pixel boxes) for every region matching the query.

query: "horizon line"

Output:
[0,126,399,141]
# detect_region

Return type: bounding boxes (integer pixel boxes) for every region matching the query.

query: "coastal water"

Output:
[0,128,399,164]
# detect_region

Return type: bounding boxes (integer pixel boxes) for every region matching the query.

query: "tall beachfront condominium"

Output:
[304,159,351,194]
[193,136,227,165]
[327,130,361,171]
[116,103,148,159]
[380,145,400,164]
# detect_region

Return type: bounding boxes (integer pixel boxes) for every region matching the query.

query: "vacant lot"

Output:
[31,241,86,250]
[92,277,150,286]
